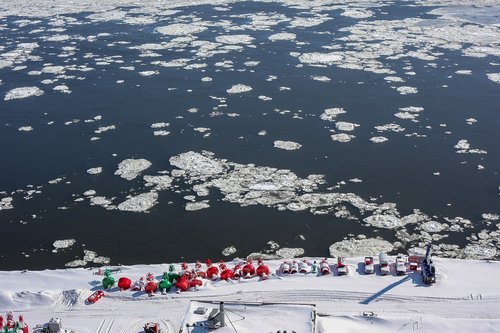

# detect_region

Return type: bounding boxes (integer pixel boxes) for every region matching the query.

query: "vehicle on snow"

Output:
[337,257,349,276]
[364,256,375,274]
[379,252,390,275]
[395,254,407,275]
[422,244,436,284]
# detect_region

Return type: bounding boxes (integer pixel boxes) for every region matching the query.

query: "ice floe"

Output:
[0,197,14,210]
[275,248,304,259]
[18,126,34,132]
[320,108,346,121]
[114,159,152,180]
[454,140,487,154]
[227,84,252,94]
[273,140,302,150]
[331,133,355,143]
[396,86,418,95]
[4,86,44,101]
[52,239,75,251]
[268,32,296,41]
[329,238,393,257]
[336,121,359,131]
[185,201,210,211]
[369,136,388,143]
[86,167,102,175]
[222,246,237,257]
[156,23,207,36]
[486,73,500,83]
[117,192,158,212]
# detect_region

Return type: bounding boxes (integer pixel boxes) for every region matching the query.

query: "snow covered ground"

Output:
[1,256,499,332]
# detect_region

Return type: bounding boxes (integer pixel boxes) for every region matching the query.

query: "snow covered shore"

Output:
[0,256,499,332]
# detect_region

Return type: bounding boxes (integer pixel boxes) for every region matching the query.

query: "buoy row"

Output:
[100,259,271,296]
[0,312,28,333]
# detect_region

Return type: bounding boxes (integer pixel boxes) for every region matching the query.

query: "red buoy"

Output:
[190,278,203,288]
[242,259,256,278]
[144,281,158,294]
[118,277,132,291]
[175,276,190,292]
[256,259,270,278]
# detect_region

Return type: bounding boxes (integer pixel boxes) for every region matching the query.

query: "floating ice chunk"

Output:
[320,108,346,121]
[486,73,500,83]
[169,151,225,176]
[273,140,302,150]
[153,130,170,136]
[341,9,374,19]
[90,196,113,208]
[0,60,13,69]
[258,130,267,136]
[144,175,172,190]
[375,123,405,132]
[275,247,304,259]
[222,246,237,256]
[482,213,499,221]
[244,61,260,67]
[397,86,418,94]
[117,192,158,212]
[201,77,212,82]
[311,75,331,82]
[94,125,115,134]
[399,106,424,113]
[463,244,496,260]
[5,86,44,101]
[216,34,254,44]
[299,52,343,65]
[53,239,75,249]
[151,122,169,128]
[455,70,472,75]
[185,201,210,211]
[139,70,159,76]
[227,84,252,94]
[336,121,359,131]
[83,190,96,196]
[258,95,272,101]
[466,118,477,125]
[156,23,207,36]
[18,126,33,132]
[363,214,402,229]
[329,238,393,257]
[42,65,65,74]
[194,127,210,133]
[87,167,102,175]
[0,197,14,210]
[384,76,405,82]
[289,17,330,28]
[394,112,416,119]
[114,158,152,180]
[370,136,388,143]
[349,178,362,183]
[331,133,354,142]
[268,32,296,41]
[421,221,446,233]
[65,260,87,267]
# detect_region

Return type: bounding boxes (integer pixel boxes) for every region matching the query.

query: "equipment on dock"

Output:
[422,244,436,284]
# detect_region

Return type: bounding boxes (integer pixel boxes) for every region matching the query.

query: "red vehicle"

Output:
[86,290,104,303]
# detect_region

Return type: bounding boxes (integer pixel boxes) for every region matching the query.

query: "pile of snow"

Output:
[4,86,44,100]
[273,140,302,150]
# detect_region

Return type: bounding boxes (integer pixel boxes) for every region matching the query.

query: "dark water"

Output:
[0,2,499,270]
